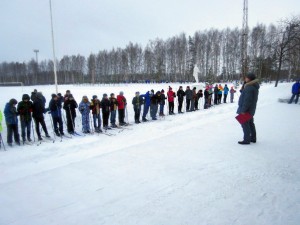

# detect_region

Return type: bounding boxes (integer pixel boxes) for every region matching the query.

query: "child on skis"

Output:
[159,89,166,116]
[4,99,20,146]
[117,91,127,125]
[101,94,110,129]
[90,95,102,133]
[167,87,176,114]
[17,94,33,143]
[109,93,118,128]
[63,94,78,134]
[79,96,91,133]
[132,91,144,123]
[49,94,64,136]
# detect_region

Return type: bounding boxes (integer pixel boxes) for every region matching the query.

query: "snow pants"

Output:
[289,93,299,104]
[6,124,20,144]
[34,117,49,138]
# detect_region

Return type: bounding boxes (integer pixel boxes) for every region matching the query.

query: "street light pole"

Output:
[49,0,58,94]
[33,49,39,84]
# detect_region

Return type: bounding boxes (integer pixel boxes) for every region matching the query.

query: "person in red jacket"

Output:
[167,87,176,115]
[117,91,127,125]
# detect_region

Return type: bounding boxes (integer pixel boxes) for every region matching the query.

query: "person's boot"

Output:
[238,141,250,145]
[38,136,43,141]
[45,133,51,138]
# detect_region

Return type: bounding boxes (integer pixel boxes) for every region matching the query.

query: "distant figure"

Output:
[132,91,144,124]
[177,86,185,113]
[223,84,229,103]
[79,96,91,133]
[288,80,300,104]
[236,73,259,145]
[230,87,237,103]
[167,87,176,115]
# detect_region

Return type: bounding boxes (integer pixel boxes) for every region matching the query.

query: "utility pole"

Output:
[33,49,39,84]
[49,0,58,94]
[241,0,248,78]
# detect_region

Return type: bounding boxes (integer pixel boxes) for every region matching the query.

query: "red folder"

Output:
[235,113,253,124]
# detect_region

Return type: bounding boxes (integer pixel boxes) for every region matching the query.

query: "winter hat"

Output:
[66,90,71,93]
[33,89,37,93]
[22,94,30,101]
[246,72,256,81]
[57,93,62,97]
[92,95,97,99]
[119,91,124,95]
[151,89,154,93]
[103,93,108,98]
[161,89,165,93]
[179,86,183,89]
[110,93,115,97]
[82,95,88,99]
[9,98,18,105]
[51,94,57,98]
[135,91,140,95]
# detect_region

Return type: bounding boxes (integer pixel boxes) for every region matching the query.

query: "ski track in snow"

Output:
[0,82,300,225]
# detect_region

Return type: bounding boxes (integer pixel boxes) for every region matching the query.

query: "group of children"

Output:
[0,84,237,147]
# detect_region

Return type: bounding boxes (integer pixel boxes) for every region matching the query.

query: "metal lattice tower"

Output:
[241,0,248,78]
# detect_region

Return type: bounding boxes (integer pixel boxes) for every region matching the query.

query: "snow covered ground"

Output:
[0,82,299,225]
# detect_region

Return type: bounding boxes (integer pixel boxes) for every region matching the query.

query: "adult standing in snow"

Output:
[196,89,203,110]
[109,93,118,128]
[159,89,167,116]
[230,86,236,103]
[4,99,20,146]
[79,96,91,133]
[49,94,64,136]
[63,94,78,134]
[213,84,219,105]
[288,80,300,104]
[17,94,33,143]
[32,92,50,140]
[190,87,197,111]
[117,91,127,125]
[236,73,260,145]
[167,87,176,115]
[223,84,229,103]
[177,86,185,113]
[185,86,193,111]
[140,91,151,122]
[101,94,110,129]
[132,91,144,123]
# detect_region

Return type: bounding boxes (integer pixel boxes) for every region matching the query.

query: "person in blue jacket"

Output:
[288,80,300,104]
[236,73,259,145]
[140,91,151,122]
[4,99,20,146]
[79,96,91,133]
[49,94,64,136]
[223,84,229,103]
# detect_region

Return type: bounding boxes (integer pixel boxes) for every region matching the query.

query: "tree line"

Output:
[0,16,299,86]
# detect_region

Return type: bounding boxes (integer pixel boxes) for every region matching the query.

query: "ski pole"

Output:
[0,133,6,151]
[48,113,58,142]
[31,118,36,142]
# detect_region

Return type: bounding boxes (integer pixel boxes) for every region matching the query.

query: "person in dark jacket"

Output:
[32,93,50,140]
[132,91,144,123]
[90,95,102,132]
[288,80,300,104]
[177,86,185,113]
[17,94,33,143]
[140,91,151,122]
[63,94,78,134]
[109,93,118,128]
[49,94,64,136]
[101,94,110,129]
[196,89,203,110]
[213,85,219,105]
[185,86,193,111]
[4,99,20,146]
[190,87,197,111]
[150,90,160,120]
[159,89,167,116]
[236,73,260,145]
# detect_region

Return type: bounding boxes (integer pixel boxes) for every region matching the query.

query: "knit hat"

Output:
[110,93,115,97]
[82,95,88,99]
[51,94,57,98]
[9,98,18,105]
[103,93,108,98]
[119,91,124,95]
[246,72,256,81]
[22,94,30,100]
[92,95,97,99]
[135,91,140,95]
[161,89,165,93]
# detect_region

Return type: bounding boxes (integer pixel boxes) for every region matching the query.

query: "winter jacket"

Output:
[0,110,3,132]
[79,101,91,115]
[167,90,176,102]
[230,88,236,94]
[192,90,197,100]
[4,102,18,125]
[292,82,300,94]
[49,99,63,118]
[132,96,144,109]
[197,91,203,99]
[237,79,260,116]
[63,99,78,118]
[90,99,101,115]
[224,86,229,95]
[218,85,223,95]
[160,93,167,105]
[17,100,33,122]
[214,86,219,94]
[140,91,151,107]
[117,95,127,110]
[31,92,46,105]
[101,98,111,113]
[150,93,160,105]
[32,98,46,119]
[177,89,186,101]
[185,89,193,100]
[109,97,118,111]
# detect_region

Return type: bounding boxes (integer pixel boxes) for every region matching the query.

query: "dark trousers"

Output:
[169,102,174,113]
[7,124,20,144]
[34,117,48,138]
[134,108,141,122]
[102,112,110,127]
[66,113,75,133]
[241,118,256,142]
[289,93,299,104]
[223,94,228,103]
[178,99,183,112]
[142,105,149,119]
[118,109,125,124]
[186,99,191,111]
[20,120,31,141]
[218,94,222,104]
[53,116,63,134]
[150,104,158,119]
[195,99,199,109]
[214,94,218,105]
[110,111,117,125]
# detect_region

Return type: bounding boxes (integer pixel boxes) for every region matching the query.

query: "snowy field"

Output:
[0,82,299,225]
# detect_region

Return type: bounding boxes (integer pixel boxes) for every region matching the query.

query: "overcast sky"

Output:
[1,0,299,62]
